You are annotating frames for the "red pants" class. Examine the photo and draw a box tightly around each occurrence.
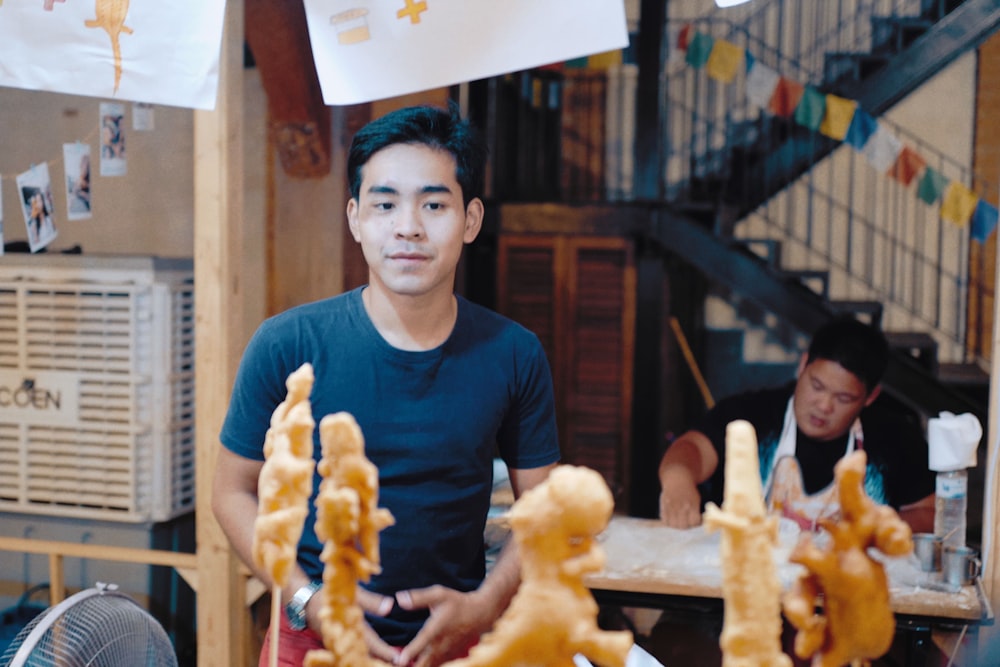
[258,613,324,667]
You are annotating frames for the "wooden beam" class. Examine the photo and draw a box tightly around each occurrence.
[245,0,331,178]
[194,0,247,665]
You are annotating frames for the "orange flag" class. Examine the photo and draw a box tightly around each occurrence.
[888,146,927,186]
[768,77,805,117]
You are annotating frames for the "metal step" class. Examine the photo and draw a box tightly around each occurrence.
[829,299,884,328]
[886,331,939,375]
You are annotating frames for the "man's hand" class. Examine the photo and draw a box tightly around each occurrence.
[356,586,403,663]
[394,585,494,667]
[659,465,703,528]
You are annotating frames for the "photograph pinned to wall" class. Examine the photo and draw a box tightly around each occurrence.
[16,164,58,253]
[99,102,127,176]
[132,102,155,131]
[63,142,92,220]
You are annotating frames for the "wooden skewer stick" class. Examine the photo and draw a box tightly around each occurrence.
[270,584,280,667]
[669,316,715,409]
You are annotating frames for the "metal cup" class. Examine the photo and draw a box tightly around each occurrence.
[942,545,981,587]
[913,533,942,572]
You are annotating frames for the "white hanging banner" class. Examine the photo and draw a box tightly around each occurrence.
[303,0,630,105]
[0,0,227,110]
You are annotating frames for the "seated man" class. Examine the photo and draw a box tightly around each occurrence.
[658,316,936,532]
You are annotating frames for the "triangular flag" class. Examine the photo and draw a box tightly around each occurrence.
[793,86,826,131]
[971,201,999,242]
[844,108,877,150]
[940,181,979,226]
[705,39,744,83]
[861,123,902,173]
[819,95,857,140]
[746,60,780,109]
[768,76,805,117]
[686,32,715,69]
[887,146,927,186]
[917,167,949,205]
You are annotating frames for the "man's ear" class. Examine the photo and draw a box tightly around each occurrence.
[463,198,484,244]
[346,199,361,243]
[864,384,882,407]
[796,352,808,377]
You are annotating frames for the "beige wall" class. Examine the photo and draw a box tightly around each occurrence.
[0,71,270,338]
[0,89,196,257]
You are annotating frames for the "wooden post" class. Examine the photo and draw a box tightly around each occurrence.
[984,234,1000,652]
[194,0,247,665]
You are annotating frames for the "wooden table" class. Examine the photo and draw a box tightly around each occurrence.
[585,516,989,622]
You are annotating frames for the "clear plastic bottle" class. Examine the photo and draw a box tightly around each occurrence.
[934,469,967,548]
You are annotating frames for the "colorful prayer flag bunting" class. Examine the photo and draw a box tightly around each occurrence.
[971,201,999,242]
[793,86,826,131]
[844,109,877,150]
[888,146,927,186]
[940,181,979,227]
[917,167,949,205]
[706,39,744,83]
[768,77,804,117]
[746,60,780,109]
[862,123,903,174]
[686,32,715,68]
[819,95,857,141]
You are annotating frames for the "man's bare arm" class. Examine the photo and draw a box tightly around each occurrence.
[658,430,718,527]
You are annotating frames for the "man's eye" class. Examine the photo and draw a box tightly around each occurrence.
[425,202,444,211]
[374,202,393,211]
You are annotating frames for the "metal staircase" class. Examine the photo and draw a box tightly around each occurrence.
[655,0,999,421]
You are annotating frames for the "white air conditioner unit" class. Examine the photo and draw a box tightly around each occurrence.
[0,255,194,523]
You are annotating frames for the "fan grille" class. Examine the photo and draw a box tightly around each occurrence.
[0,588,177,667]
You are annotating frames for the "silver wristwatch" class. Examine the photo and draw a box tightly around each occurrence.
[285,581,321,631]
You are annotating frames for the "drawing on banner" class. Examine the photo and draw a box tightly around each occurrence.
[44,0,66,10]
[100,102,128,176]
[304,0,628,105]
[396,0,427,24]
[85,0,134,93]
[331,8,371,45]
[63,142,93,220]
[16,164,58,253]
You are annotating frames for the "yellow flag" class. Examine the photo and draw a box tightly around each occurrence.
[940,181,979,226]
[819,95,857,140]
[706,39,744,83]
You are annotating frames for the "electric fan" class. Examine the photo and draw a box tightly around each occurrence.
[0,582,178,667]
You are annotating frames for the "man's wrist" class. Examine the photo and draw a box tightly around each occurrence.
[285,581,321,631]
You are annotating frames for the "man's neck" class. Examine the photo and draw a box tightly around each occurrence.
[362,284,457,352]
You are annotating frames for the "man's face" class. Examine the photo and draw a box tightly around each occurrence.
[346,143,483,299]
[792,356,879,441]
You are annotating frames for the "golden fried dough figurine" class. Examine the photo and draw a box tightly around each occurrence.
[305,412,395,667]
[445,465,633,667]
[703,420,792,667]
[253,363,317,667]
[253,363,316,588]
[782,450,913,667]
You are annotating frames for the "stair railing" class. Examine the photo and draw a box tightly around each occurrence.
[659,7,993,366]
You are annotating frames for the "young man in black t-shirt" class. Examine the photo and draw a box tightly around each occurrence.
[658,317,936,532]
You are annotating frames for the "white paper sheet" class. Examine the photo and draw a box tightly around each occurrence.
[0,1,226,109]
[303,0,629,105]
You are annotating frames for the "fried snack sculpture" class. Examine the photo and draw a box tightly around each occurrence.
[703,420,793,667]
[445,465,632,667]
[305,412,395,667]
[253,363,317,667]
[253,363,316,587]
[782,450,913,667]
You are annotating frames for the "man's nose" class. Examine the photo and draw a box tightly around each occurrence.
[394,207,424,239]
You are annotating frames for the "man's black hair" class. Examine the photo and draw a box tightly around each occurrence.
[806,316,889,393]
[347,101,488,207]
